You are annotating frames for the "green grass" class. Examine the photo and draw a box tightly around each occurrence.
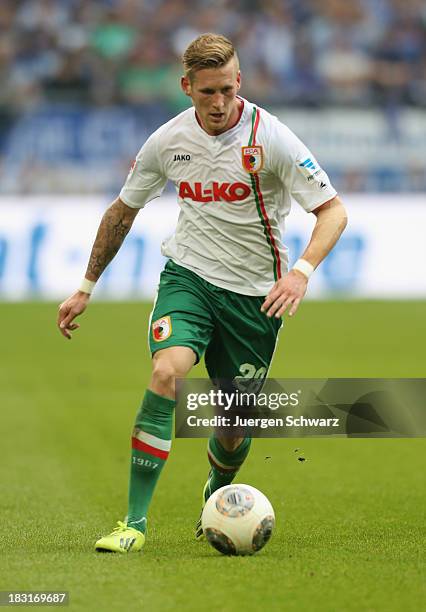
[0,301,425,611]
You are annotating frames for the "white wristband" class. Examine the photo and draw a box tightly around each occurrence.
[79,278,96,295]
[292,258,314,279]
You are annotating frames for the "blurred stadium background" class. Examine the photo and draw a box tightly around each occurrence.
[0,0,425,301]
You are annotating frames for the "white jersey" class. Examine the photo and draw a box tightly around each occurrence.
[120,97,337,296]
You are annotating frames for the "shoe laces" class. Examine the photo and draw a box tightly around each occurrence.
[111,521,128,534]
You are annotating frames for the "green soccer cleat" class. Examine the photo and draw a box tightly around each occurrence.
[195,472,214,541]
[95,521,145,554]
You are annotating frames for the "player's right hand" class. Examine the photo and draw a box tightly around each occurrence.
[57,291,91,339]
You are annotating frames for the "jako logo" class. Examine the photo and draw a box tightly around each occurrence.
[179,181,251,203]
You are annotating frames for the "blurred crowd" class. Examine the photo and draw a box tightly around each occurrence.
[0,0,425,194]
[1,0,426,116]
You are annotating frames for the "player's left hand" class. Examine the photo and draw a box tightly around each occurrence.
[261,270,308,318]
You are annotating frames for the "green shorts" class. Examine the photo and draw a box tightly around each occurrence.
[149,260,282,381]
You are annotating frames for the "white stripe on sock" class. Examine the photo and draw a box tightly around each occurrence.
[135,430,172,451]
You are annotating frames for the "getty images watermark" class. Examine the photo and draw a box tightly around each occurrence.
[175,378,426,438]
[185,388,340,430]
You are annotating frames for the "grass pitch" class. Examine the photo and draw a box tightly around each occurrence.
[0,301,425,611]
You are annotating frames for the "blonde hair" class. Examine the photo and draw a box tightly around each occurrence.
[183,33,239,80]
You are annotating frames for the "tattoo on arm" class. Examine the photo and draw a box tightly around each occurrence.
[85,202,135,280]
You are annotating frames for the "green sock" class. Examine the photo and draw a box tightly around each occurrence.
[127,389,175,533]
[205,436,252,500]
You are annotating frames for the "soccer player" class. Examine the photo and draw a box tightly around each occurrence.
[57,33,347,553]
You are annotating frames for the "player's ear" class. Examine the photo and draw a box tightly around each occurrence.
[236,70,241,91]
[181,75,192,97]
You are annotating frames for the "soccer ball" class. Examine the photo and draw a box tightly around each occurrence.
[201,484,275,555]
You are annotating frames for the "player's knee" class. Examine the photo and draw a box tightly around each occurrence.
[150,359,181,398]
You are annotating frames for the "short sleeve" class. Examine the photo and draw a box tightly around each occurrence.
[269,119,337,212]
[119,132,167,209]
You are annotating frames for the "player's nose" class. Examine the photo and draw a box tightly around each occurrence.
[211,93,225,110]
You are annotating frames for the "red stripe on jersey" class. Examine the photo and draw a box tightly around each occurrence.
[132,437,169,460]
[248,108,282,280]
[252,108,260,145]
[253,172,282,279]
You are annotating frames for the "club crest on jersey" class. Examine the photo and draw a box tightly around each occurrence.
[242,146,263,174]
[152,316,172,342]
